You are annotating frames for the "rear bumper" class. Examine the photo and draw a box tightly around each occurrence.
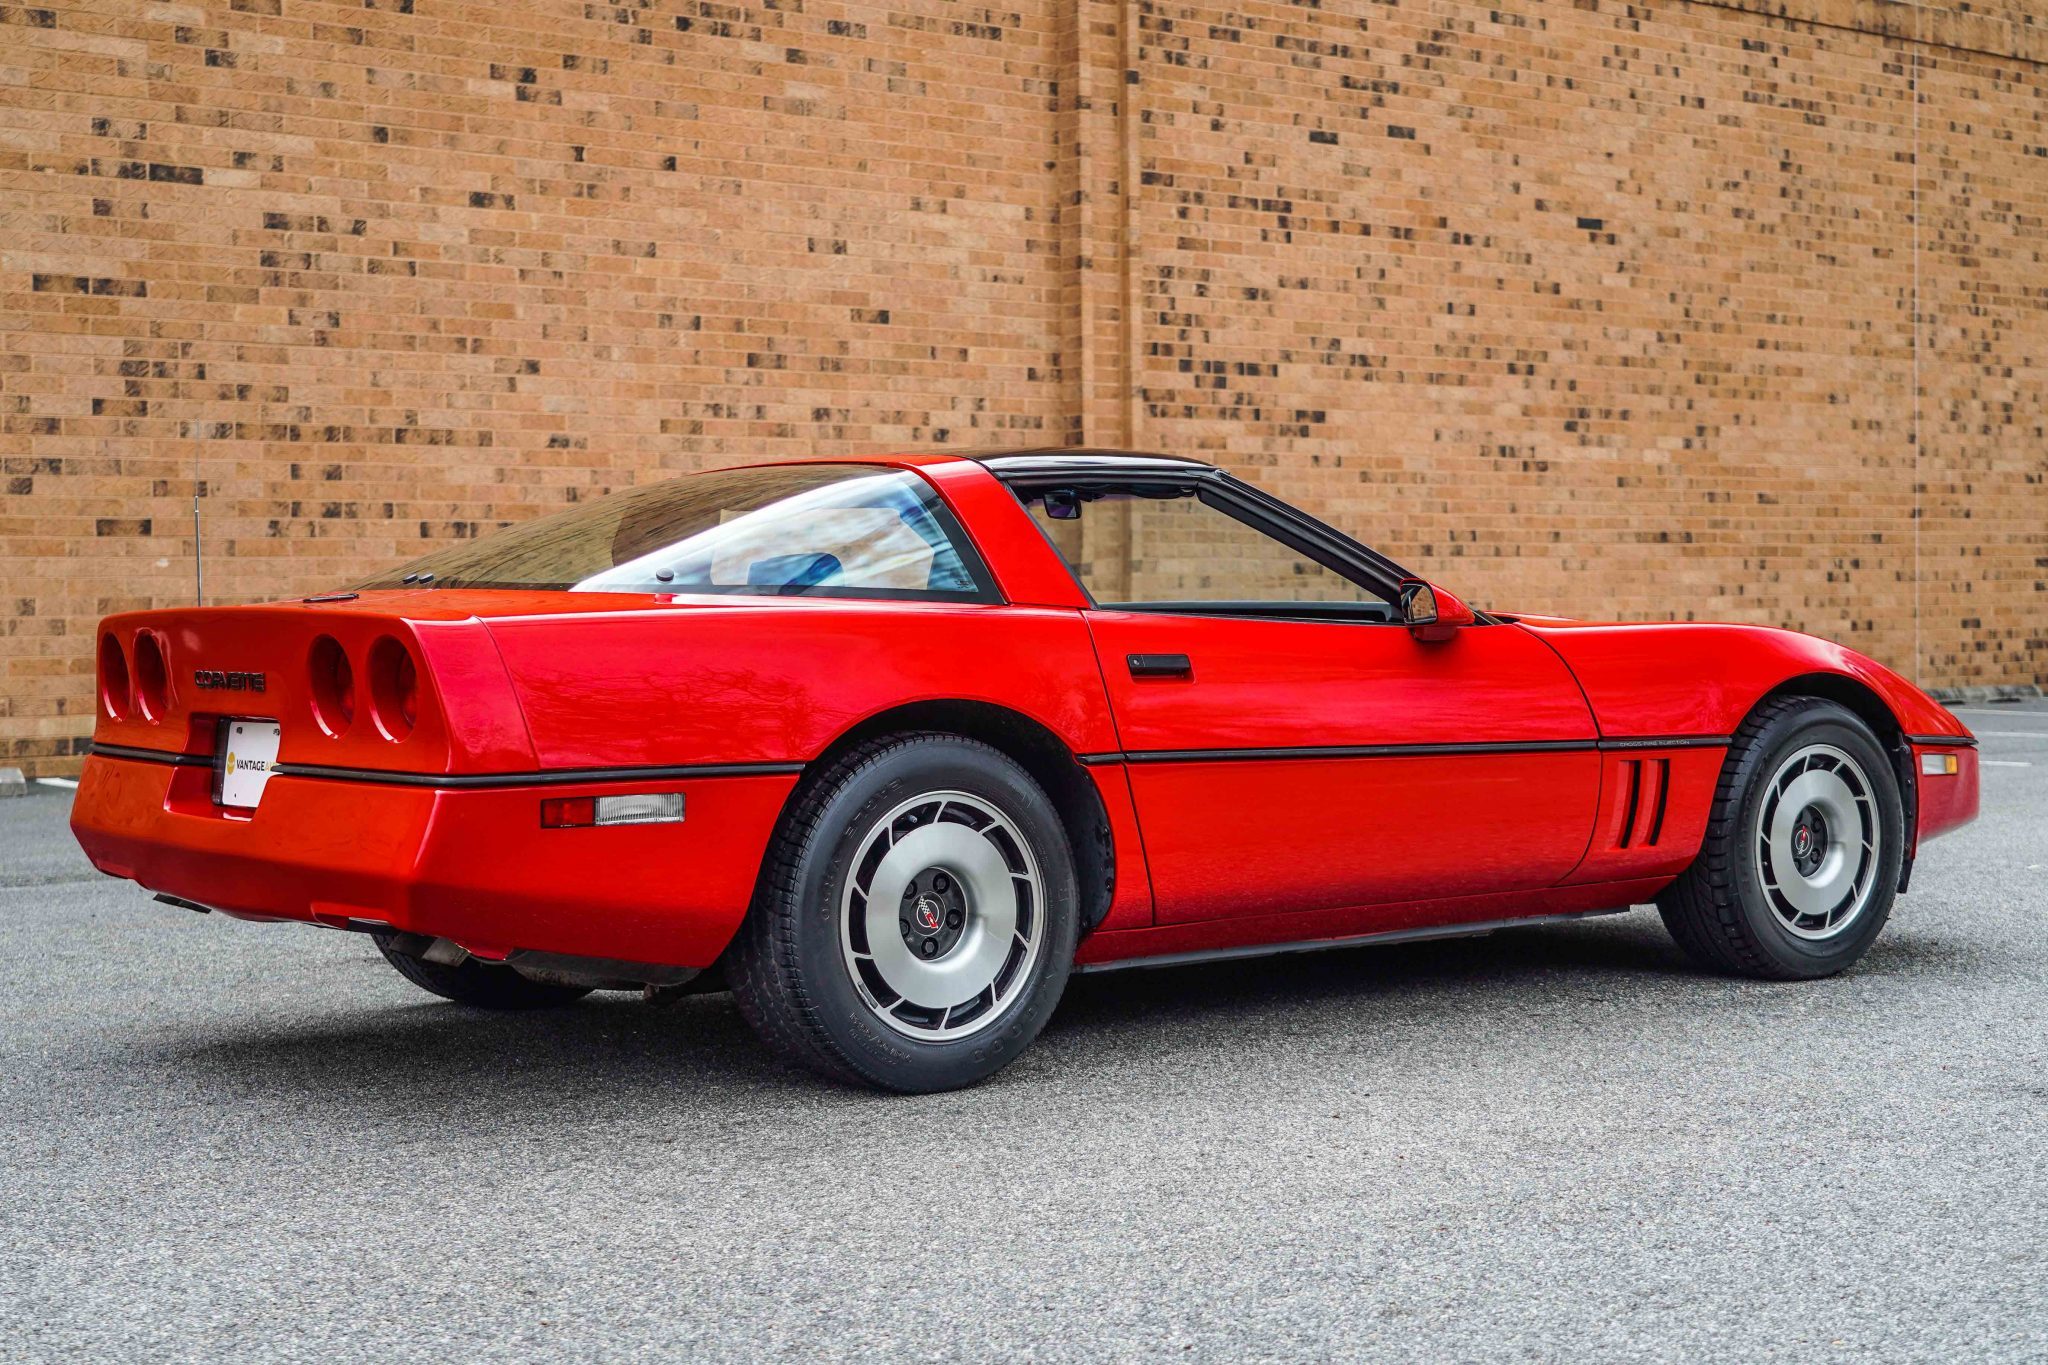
[70,754,796,969]
[1910,741,1979,850]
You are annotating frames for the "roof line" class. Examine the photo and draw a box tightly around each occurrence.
[944,445,1212,466]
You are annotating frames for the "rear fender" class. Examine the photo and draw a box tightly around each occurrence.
[485,602,1120,769]
[88,602,535,775]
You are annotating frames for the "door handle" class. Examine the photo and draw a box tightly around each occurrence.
[1127,653,1193,680]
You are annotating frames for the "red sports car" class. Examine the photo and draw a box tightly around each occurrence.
[72,451,1980,1090]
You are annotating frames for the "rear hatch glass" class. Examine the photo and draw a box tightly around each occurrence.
[354,464,996,602]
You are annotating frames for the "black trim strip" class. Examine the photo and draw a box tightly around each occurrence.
[1075,735,1730,765]
[89,743,211,768]
[271,760,806,789]
[1906,733,1978,748]
[91,743,803,788]
[1596,735,1734,752]
[101,732,1740,781]
[1074,907,1632,975]
[1121,740,1591,763]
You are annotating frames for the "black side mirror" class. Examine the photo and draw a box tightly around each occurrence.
[1043,489,1081,521]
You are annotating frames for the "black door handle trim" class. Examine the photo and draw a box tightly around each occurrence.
[1127,653,1193,680]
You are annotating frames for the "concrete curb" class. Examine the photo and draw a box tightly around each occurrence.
[1929,684,2045,705]
[0,767,24,799]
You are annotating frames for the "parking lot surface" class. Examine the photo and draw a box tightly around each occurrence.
[3,704,2044,1361]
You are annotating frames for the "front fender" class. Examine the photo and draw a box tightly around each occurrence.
[1521,622,1971,744]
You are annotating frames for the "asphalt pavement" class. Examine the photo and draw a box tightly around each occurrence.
[3,704,2044,1362]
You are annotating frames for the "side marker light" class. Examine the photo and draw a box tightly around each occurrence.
[541,793,687,827]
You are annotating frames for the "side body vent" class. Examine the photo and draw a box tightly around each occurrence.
[1561,745,1723,888]
[1610,757,1671,850]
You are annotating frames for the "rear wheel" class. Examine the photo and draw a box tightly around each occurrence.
[1658,697,1905,980]
[726,733,1079,1092]
[370,931,593,1010]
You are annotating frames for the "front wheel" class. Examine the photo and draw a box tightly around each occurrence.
[726,733,1079,1092]
[1658,697,1905,980]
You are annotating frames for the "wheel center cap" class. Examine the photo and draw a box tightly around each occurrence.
[900,869,969,959]
[1789,803,1830,876]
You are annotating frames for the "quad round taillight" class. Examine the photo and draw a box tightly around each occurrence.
[368,636,418,742]
[308,635,354,736]
[132,631,170,722]
[98,633,131,720]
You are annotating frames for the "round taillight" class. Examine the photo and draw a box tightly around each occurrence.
[308,635,354,736]
[133,631,170,722]
[99,633,131,720]
[368,636,418,742]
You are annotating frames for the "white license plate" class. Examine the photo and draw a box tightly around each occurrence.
[216,718,283,809]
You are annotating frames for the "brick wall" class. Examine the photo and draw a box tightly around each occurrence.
[3,0,2044,776]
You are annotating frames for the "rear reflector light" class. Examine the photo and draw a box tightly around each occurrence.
[540,797,594,828]
[1920,753,1959,776]
[540,793,686,828]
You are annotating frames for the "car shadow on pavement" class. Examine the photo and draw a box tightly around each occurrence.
[144,911,1965,1112]
[1053,911,1682,1023]
[159,988,836,1117]
[1055,908,1975,1028]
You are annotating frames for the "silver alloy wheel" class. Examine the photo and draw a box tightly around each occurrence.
[838,789,1044,1041]
[1753,742,1881,940]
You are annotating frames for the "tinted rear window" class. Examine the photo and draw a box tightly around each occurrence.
[356,464,997,601]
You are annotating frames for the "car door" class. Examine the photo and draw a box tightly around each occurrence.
[1012,472,1601,925]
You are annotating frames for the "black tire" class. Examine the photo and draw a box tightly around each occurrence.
[726,733,1080,1093]
[1658,697,1905,980]
[370,932,593,1010]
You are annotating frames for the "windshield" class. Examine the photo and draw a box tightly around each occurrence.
[355,464,997,601]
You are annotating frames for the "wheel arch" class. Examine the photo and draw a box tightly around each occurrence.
[778,699,1119,935]
[1751,671,1918,884]
[1760,670,1905,744]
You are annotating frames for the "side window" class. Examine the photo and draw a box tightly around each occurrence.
[1018,485,1392,614]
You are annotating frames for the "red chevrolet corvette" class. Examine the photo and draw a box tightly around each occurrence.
[72,451,1979,1090]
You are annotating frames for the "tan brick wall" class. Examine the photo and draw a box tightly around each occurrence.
[3,0,2044,775]
[1919,30,2048,693]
